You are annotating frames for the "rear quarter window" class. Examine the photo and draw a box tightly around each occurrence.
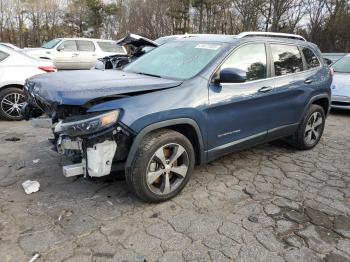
[77,40,95,52]
[302,47,320,69]
[0,50,9,62]
[97,41,125,53]
[271,44,304,76]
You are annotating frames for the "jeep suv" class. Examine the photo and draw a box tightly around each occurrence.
[22,32,332,202]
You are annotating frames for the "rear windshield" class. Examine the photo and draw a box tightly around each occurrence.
[332,56,350,73]
[0,50,9,62]
[97,42,125,53]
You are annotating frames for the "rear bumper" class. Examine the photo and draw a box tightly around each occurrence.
[331,95,350,109]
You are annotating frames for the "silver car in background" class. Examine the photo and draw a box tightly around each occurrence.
[0,45,56,120]
[24,38,127,70]
[331,54,350,109]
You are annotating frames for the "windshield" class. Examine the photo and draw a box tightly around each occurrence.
[332,56,350,73]
[124,41,224,80]
[41,38,61,49]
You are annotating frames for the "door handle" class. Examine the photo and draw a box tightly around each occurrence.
[305,79,313,84]
[258,86,273,93]
[72,53,79,57]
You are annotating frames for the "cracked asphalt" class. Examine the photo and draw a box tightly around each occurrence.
[0,110,350,262]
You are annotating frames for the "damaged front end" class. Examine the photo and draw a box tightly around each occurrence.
[53,110,133,178]
[22,68,182,178]
[23,90,134,178]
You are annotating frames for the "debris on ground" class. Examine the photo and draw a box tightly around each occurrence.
[5,136,20,142]
[32,159,40,164]
[28,252,41,262]
[22,180,40,194]
[15,160,25,170]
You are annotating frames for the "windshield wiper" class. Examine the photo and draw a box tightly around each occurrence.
[135,72,162,78]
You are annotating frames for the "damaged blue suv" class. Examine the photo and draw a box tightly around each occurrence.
[23,32,332,202]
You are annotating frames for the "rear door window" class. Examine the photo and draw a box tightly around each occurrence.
[271,44,303,76]
[77,40,95,52]
[302,47,320,69]
[58,40,77,51]
[221,43,267,81]
[0,51,9,62]
[97,41,125,53]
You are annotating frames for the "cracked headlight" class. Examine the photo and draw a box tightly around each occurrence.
[56,110,120,136]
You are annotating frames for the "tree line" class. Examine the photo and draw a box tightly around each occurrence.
[0,0,349,52]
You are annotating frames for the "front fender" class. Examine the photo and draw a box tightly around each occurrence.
[124,118,206,170]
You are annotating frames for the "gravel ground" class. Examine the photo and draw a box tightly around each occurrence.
[0,110,350,262]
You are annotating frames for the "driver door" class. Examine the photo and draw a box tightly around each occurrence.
[207,42,273,160]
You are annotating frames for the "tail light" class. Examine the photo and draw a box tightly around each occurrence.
[329,67,334,77]
[39,66,57,73]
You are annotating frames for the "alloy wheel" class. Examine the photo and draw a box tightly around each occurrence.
[304,112,323,146]
[1,92,25,118]
[146,143,189,195]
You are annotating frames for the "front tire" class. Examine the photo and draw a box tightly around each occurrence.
[290,104,326,150]
[126,129,195,203]
[0,87,25,121]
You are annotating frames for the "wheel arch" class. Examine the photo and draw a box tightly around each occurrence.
[300,94,330,123]
[125,118,206,171]
[0,84,24,91]
[312,97,330,116]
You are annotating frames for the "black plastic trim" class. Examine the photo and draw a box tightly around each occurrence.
[124,118,205,170]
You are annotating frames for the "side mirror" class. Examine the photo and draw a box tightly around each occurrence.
[219,68,247,83]
[57,45,64,51]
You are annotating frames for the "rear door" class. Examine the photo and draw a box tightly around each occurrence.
[54,40,80,70]
[207,42,272,160]
[76,40,97,69]
[266,43,320,139]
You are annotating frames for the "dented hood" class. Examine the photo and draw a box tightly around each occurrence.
[28,70,182,106]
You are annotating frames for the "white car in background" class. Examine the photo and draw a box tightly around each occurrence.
[24,38,127,70]
[0,42,21,50]
[331,54,350,109]
[0,45,56,120]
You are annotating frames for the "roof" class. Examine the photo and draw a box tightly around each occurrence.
[55,37,117,42]
[164,32,309,45]
[174,34,310,46]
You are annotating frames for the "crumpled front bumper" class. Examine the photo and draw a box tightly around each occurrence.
[57,135,117,177]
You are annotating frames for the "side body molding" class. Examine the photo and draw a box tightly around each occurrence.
[124,118,206,170]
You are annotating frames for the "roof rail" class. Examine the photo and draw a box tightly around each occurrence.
[237,31,306,41]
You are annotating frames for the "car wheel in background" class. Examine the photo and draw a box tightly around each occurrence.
[0,87,25,121]
[127,129,195,203]
[290,104,326,150]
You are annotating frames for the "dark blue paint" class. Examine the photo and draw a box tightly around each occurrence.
[28,35,332,163]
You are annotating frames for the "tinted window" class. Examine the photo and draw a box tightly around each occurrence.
[302,47,320,69]
[0,50,9,62]
[222,43,267,81]
[58,40,77,51]
[271,44,303,76]
[332,56,350,73]
[77,40,95,52]
[97,42,125,53]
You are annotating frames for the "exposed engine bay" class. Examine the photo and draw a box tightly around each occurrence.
[94,33,158,70]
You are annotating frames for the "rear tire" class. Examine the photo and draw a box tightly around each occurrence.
[126,129,195,203]
[290,104,325,150]
[0,87,25,121]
